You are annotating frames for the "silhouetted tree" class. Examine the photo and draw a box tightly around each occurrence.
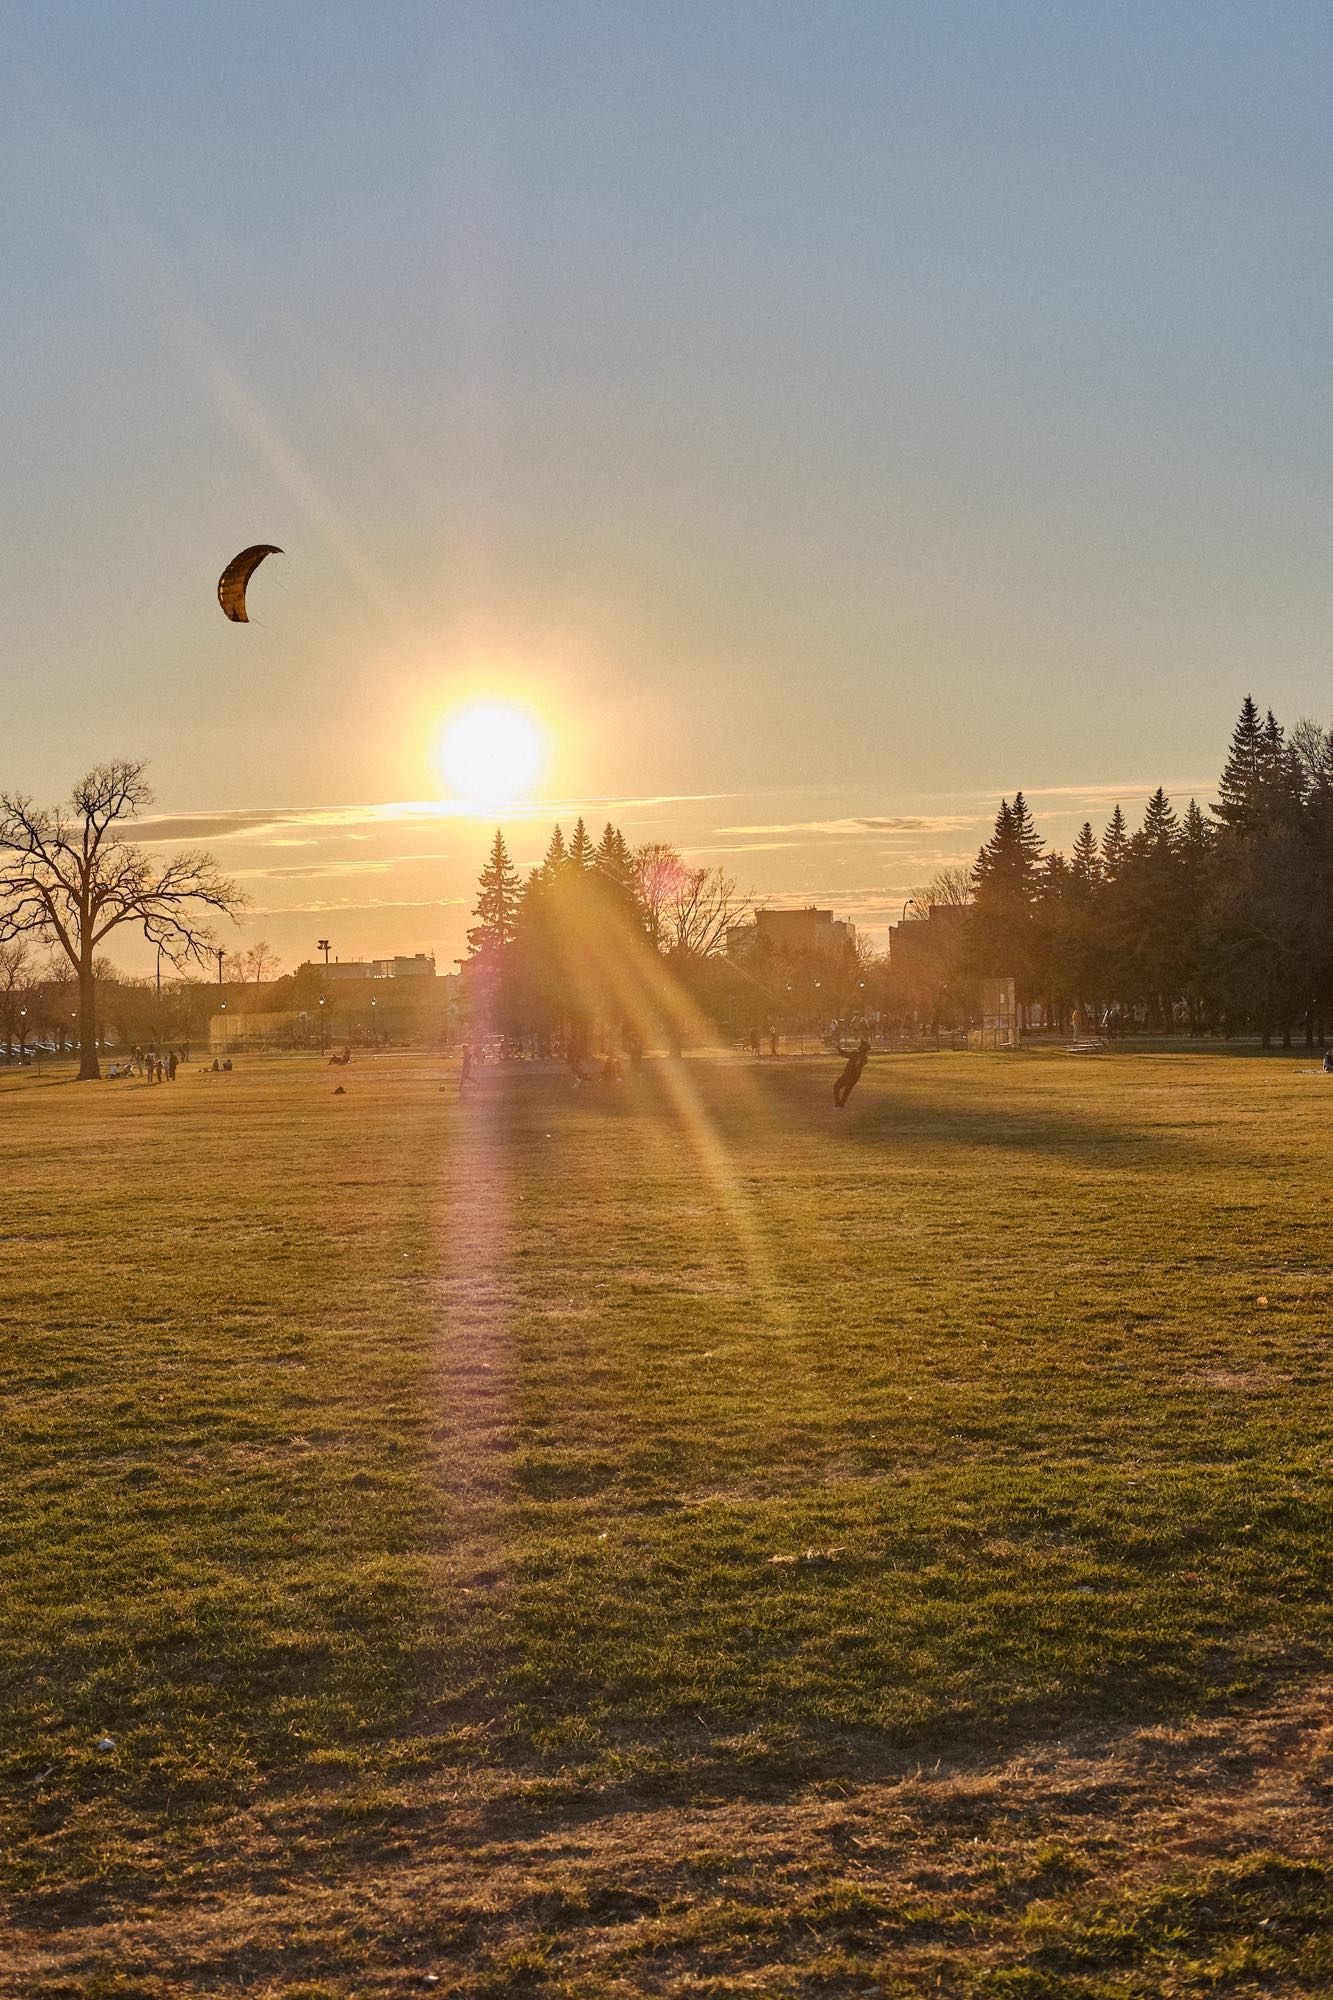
[0,762,241,1079]
[567,818,595,870]
[465,828,521,1036]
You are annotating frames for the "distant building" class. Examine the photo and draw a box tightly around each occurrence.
[314,960,374,982]
[886,903,968,982]
[375,953,436,979]
[297,952,437,982]
[727,907,856,958]
[884,903,972,1029]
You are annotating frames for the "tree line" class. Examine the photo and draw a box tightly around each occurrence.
[465,817,752,1055]
[955,696,1333,1045]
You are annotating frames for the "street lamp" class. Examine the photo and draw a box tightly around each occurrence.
[318,994,327,1055]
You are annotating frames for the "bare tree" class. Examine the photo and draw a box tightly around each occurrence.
[1291,717,1333,793]
[246,939,280,984]
[667,864,749,958]
[907,864,975,920]
[632,841,684,950]
[0,761,243,1079]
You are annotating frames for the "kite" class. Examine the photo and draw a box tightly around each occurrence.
[217,544,282,622]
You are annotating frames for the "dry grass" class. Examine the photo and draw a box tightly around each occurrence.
[4,1679,1329,1994]
[1,1047,1330,1995]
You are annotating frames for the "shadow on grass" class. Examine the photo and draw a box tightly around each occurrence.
[471,1060,1188,1171]
[839,1084,1191,1169]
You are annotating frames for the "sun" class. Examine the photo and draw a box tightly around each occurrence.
[437,702,546,811]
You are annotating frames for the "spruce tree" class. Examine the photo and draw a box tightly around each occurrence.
[595,821,634,887]
[1071,821,1102,888]
[974,800,1017,890]
[541,825,568,878]
[969,798,1045,1007]
[568,817,595,869]
[1010,792,1045,869]
[1214,696,1265,834]
[1138,786,1179,856]
[1180,799,1212,857]
[1101,805,1129,878]
[468,829,521,957]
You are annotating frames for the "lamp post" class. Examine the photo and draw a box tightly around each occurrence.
[370,994,377,1047]
[18,1006,27,1067]
[318,995,327,1055]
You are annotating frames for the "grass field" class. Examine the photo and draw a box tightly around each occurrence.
[1,1047,1330,1997]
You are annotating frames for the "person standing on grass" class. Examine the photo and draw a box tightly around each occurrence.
[833,1038,871,1107]
[459,1045,473,1096]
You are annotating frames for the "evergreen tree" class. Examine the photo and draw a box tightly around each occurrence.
[1118,792,1186,1029]
[1101,805,1129,878]
[1010,792,1044,869]
[595,821,635,890]
[468,829,521,957]
[541,825,568,878]
[1070,821,1102,889]
[1136,786,1179,856]
[1034,851,1077,1026]
[968,797,1045,1010]
[1214,695,1265,835]
[1177,801,1215,1033]
[1180,798,1212,857]
[568,818,595,869]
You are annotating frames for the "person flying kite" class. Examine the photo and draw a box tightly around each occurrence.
[833,1038,871,1107]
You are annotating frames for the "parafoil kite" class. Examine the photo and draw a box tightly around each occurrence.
[217,544,283,622]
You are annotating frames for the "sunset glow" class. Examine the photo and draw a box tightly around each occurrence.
[437,703,546,813]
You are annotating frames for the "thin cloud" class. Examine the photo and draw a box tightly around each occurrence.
[246,895,468,916]
[683,840,803,856]
[132,792,731,846]
[718,815,976,836]
[231,860,395,882]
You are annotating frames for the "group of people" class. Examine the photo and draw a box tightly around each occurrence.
[110,1046,181,1083]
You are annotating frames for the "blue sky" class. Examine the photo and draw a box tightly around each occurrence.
[4,3,1332,968]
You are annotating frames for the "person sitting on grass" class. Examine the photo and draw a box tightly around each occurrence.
[1323,1048,1333,1074]
[833,1038,872,1108]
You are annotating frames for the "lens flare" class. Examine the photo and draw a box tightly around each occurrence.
[438,703,545,811]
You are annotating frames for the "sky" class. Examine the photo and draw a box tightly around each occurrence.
[5,2,1333,973]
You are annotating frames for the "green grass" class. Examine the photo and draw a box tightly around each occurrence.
[0,1048,1330,1994]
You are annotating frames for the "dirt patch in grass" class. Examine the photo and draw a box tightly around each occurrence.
[4,1677,1329,1996]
